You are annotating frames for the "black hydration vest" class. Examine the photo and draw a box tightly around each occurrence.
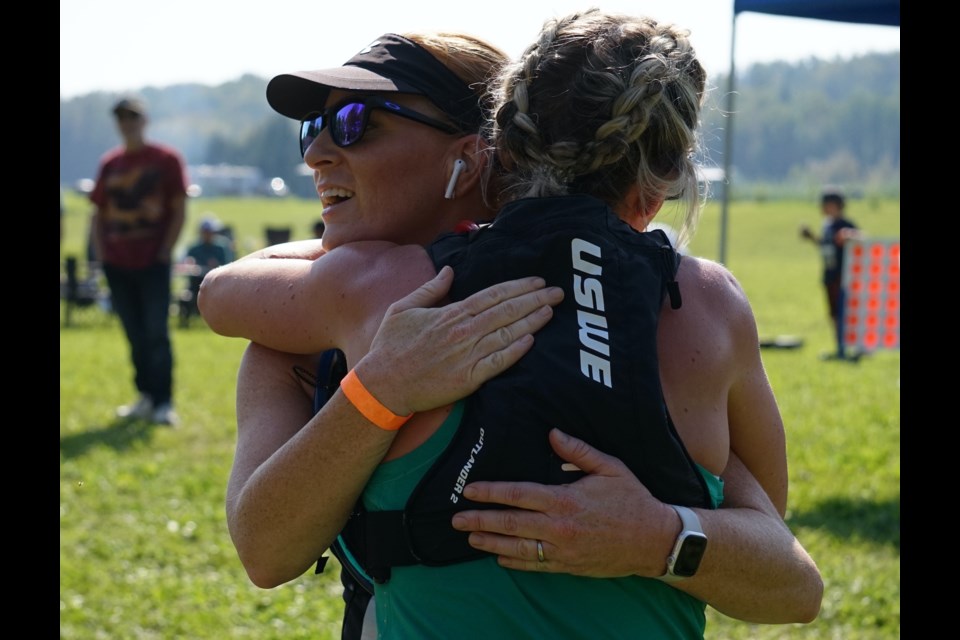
[334,195,712,584]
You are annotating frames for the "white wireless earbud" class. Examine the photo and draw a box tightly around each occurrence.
[444,159,467,200]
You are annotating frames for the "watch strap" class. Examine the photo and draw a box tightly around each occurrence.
[659,505,705,582]
[671,505,702,535]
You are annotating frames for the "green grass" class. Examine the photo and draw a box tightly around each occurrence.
[60,193,900,639]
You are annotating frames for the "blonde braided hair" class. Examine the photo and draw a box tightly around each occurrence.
[489,9,707,245]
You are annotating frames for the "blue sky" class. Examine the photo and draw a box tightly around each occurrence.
[60,0,899,99]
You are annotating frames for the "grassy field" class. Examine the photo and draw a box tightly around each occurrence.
[60,192,900,639]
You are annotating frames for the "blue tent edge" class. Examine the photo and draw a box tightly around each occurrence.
[716,0,899,264]
[734,0,900,27]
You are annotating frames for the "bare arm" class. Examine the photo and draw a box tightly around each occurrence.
[687,454,822,623]
[238,238,327,261]
[720,265,789,515]
[226,268,564,587]
[451,431,822,624]
[200,241,431,353]
[671,262,815,617]
[227,344,392,588]
[799,225,819,243]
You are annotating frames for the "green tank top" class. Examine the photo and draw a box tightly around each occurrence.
[362,401,724,640]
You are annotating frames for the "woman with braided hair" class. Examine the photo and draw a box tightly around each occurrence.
[202,10,821,638]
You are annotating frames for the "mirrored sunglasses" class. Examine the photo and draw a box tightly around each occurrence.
[299,96,460,157]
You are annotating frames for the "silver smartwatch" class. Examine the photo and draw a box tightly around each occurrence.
[661,505,708,581]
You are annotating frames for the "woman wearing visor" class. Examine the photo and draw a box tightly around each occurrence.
[201,23,820,639]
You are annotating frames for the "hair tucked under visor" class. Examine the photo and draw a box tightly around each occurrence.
[404,32,508,141]
[489,9,707,245]
[267,32,507,141]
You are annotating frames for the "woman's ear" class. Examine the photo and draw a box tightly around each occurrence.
[445,134,489,200]
[616,184,664,232]
[639,196,665,229]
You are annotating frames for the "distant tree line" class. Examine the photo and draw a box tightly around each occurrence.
[701,52,899,198]
[60,52,899,200]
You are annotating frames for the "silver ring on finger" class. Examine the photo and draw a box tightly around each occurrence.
[536,540,545,563]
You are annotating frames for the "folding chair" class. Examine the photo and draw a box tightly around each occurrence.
[61,255,108,327]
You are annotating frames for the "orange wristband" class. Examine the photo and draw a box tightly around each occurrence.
[340,369,413,431]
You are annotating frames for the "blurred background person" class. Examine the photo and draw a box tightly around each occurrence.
[800,188,861,361]
[185,215,234,271]
[89,96,188,425]
[178,215,234,325]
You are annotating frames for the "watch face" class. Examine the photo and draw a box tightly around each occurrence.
[673,533,708,577]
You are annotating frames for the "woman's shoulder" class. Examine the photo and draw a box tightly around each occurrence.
[338,240,428,255]
[331,242,433,279]
[675,256,754,328]
[661,255,762,392]
[678,256,745,296]
[322,242,429,274]
[321,242,436,317]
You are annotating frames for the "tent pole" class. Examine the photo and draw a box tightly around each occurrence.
[719,8,738,265]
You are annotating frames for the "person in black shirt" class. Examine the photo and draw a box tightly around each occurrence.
[801,189,860,360]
